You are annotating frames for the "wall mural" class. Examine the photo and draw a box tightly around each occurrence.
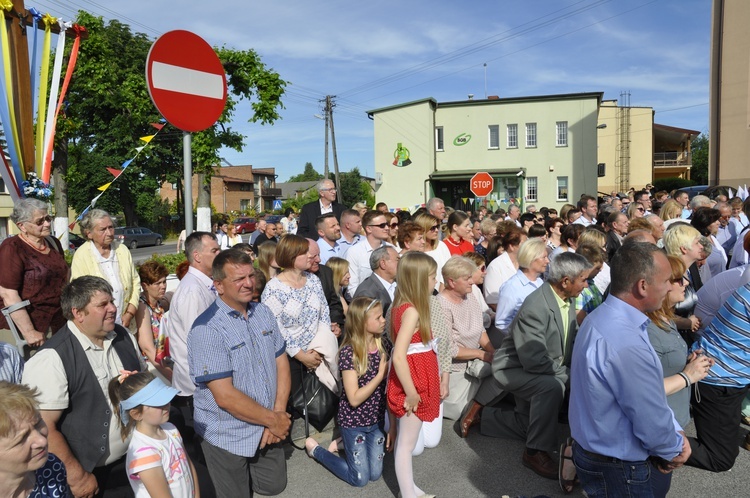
[393,142,412,167]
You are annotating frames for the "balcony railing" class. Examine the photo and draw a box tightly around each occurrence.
[260,187,282,197]
[654,152,691,168]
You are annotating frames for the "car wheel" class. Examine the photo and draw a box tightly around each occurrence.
[155,237,162,246]
[129,240,138,250]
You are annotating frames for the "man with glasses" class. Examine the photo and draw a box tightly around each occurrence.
[714,203,737,254]
[297,179,346,240]
[345,210,392,295]
[635,190,653,215]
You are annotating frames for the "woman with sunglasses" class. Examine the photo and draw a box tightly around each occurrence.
[0,199,69,352]
[627,201,646,220]
[384,212,400,249]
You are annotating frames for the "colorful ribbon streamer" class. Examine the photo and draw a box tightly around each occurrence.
[41,19,69,182]
[35,13,55,175]
[0,0,24,180]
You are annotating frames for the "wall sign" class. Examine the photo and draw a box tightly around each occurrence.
[453,133,472,146]
[393,143,412,167]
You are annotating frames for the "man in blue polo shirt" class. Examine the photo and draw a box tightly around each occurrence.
[188,249,291,498]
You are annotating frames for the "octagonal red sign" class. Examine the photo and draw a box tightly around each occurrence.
[470,172,494,197]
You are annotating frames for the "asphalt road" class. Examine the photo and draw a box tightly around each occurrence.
[130,240,179,264]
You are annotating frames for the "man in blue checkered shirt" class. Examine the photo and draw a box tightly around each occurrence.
[188,249,291,497]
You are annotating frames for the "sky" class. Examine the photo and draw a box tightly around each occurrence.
[38,0,712,182]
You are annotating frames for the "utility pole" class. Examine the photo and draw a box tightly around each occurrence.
[327,95,342,196]
[323,96,330,179]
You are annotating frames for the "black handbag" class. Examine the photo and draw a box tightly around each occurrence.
[289,363,339,435]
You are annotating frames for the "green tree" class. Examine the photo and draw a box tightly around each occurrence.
[335,167,374,208]
[60,12,286,226]
[287,162,323,182]
[691,133,708,185]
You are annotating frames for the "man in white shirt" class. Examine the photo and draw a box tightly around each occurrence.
[427,197,448,239]
[338,209,362,259]
[297,179,346,239]
[573,195,597,227]
[163,232,220,424]
[316,213,342,264]
[505,204,522,228]
[346,211,391,295]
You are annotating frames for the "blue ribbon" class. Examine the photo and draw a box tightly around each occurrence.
[0,45,25,193]
[29,8,42,114]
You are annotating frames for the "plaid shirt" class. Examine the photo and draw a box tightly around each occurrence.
[576,280,603,314]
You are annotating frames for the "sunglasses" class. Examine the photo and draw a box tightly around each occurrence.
[368,223,389,229]
[479,265,486,272]
[429,225,439,231]
[30,215,53,226]
[637,208,645,212]
[390,223,399,228]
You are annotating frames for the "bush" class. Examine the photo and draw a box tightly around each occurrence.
[653,177,697,193]
[139,252,187,274]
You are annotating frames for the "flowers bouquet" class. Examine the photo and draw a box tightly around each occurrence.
[21,172,52,200]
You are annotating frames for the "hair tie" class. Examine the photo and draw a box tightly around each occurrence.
[118,370,138,384]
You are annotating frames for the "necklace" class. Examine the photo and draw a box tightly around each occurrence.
[19,233,48,252]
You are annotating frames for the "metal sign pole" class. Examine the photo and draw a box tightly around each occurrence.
[183,131,193,235]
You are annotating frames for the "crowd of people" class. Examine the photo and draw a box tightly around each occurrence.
[2,178,750,498]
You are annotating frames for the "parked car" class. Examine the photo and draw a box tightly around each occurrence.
[681,185,733,200]
[233,217,257,234]
[265,215,283,224]
[68,232,86,251]
[114,227,162,249]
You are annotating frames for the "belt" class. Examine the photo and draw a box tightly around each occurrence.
[575,442,622,463]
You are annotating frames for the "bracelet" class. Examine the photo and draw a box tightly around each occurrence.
[677,372,691,388]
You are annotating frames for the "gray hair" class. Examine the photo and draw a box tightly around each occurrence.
[79,209,112,237]
[610,242,663,296]
[690,195,711,210]
[184,232,216,264]
[441,255,477,282]
[61,276,113,320]
[698,236,713,258]
[10,198,48,224]
[369,245,394,271]
[547,252,592,284]
[317,179,334,192]
[517,238,548,269]
[426,197,444,211]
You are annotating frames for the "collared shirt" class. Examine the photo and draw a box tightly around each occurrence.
[0,342,23,383]
[319,200,333,215]
[374,273,397,301]
[569,296,683,462]
[317,237,341,265]
[716,223,737,254]
[337,233,360,259]
[695,282,750,387]
[550,285,571,346]
[705,235,728,283]
[91,242,124,321]
[346,238,389,295]
[573,215,596,227]
[188,299,285,458]
[495,269,542,332]
[23,321,145,466]
[484,252,516,306]
[504,216,522,228]
[576,279,603,315]
[695,265,746,331]
[730,226,750,268]
[164,266,217,395]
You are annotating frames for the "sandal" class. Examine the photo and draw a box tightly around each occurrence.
[558,437,577,494]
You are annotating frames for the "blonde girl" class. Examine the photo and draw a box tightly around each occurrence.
[109,371,198,498]
[305,297,393,486]
[387,252,442,498]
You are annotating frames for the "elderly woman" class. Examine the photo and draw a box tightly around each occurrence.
[438,257,495,420]
[663,223,704,341]
[494,238,547,336]
[262,234,339,393]
[0,381,69,498]
[463,252,493,328]
[0,199,68,350]
[474,217,497,263]
[397,221,426,254]
[70,209,140,328]
[691,206,727,282]
[442,210,475,256]
[135,260,172,381]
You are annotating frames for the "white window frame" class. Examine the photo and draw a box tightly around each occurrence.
[525,122,537,148]
[507,124,518,149]
[435,126,444,151]
[488,124,499,149]
[556,176,569,202]
[556,121,568,147]
[526,176,538,202]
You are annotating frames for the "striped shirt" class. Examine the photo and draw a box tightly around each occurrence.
[188,299,285,458]
[695,283,750,387]
[0,342,23,383]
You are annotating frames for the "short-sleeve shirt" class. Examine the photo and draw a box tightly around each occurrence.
[337,338,393,428]
[0,342,23,383]
[0,235,68,332]
[30,453,69,498]
[127,423,195,498]
[188,299,286,458]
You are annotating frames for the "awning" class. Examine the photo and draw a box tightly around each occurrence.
[429,168,525,181]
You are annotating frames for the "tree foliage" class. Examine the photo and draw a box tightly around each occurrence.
[61,11,286,225]
[691,133,708,185]
[287,162,323,182]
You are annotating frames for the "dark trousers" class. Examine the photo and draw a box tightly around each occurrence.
[93,457,133,498]
[687,382,750,472]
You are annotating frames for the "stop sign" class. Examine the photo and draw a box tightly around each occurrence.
[470,172,494,197]
[146,30,227,132]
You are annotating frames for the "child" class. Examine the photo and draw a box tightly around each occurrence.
[305,297,394,487]
[109,370,199,498]
[387,252,441,498]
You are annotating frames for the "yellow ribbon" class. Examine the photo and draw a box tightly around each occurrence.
[35,14,55,175]
[0,4,24,176]
[0,1,13,12]
[139,135,155,143]
[98,182,112,191]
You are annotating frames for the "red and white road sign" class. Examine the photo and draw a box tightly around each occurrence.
[146,30,227,132]
[470,172,494,197]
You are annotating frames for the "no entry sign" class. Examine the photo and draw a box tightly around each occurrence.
[146,30,227,132]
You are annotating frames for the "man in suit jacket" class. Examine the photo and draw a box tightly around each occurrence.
[353,246,399,315]
[606,211,629,261]
[297,179,347,240]
[307,239,345,337]
[473,253,592,480]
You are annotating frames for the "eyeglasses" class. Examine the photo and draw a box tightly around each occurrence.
[479,265,486,272]
[320,188,337,192]
[671,278,687,287]
[429,225,439,231]
[368,223,389,229]
[30,215,52,226]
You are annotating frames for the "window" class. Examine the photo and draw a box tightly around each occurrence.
[507,124,518,148]
[526,177,538,202]
[435,126,444,151]
[240,199,250,211]
[488,125,499,149]
[525,123,537,148]
[557,176,568,201]
[0,178,5,193]
[171,182,178,190]
[240,183,252,192]
[556,121,568,147]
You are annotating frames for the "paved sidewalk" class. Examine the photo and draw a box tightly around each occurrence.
[277,418,750,497]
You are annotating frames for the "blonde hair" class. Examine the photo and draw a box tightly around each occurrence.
[341,297,386,377]
[392,252,436,344]
[647,254,686,329]
[326,257,350,288]
[0,382,40,438]
[578,228,606,249]
[660,199,683,221]
[516,237,548,269]
[663,224,700,257]
[256,240,278,281]
[413,213,440,251]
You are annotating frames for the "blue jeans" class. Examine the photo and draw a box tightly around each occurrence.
[312,423,386,487]
[573,442,656,498]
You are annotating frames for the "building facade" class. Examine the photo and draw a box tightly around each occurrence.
[368,93,603,212]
